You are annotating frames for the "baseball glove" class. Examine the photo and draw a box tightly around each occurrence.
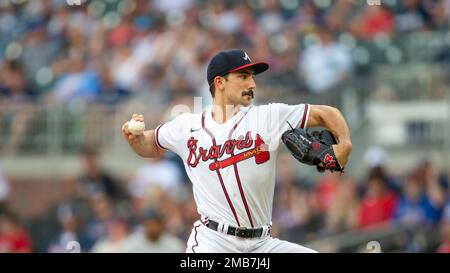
[281,124,344,173]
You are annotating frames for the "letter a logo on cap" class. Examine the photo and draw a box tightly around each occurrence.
[243,52,251,62]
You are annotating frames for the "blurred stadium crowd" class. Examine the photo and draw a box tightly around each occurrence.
[1,0,449,104]
[0,0,450,252]
[1,147,450,253]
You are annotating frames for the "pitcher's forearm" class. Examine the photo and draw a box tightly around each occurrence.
[129,130,162,158]
[322,108,351,146]
[307,105,352,167]
[320,107,352,166]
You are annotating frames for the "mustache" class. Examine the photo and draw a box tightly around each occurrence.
[242,90,254,98]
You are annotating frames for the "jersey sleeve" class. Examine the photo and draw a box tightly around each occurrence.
[259,103,310,151]
[154,113,190,154]
[268,103,311,133]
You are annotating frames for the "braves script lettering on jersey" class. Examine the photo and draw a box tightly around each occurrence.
[155,103,318,253]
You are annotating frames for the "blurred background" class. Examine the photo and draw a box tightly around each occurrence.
[0,0,450,253]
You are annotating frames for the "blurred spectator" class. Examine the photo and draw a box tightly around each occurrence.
[128,179,190,238]
[324,175,359,235]
[175,195,198,240]
[47,202,90,253]
[299,28,352,93]
[357,172,398,229]
[430,0,450,30]
[367,165,402,195]
[353,5,394,40]
[108,15,136,48]
[83,194,116,250]
[122,206,184,253]
[0,61,37,99]
[415,160,447,223]
[128,157,183,199]
[257,0,284,35]
[273,154,320,242]
[77,146,127,203]
[97,64,131,106]
[90,218,129,253]
[0,61,37,155]
[52,53,102,104]
[315,173,339,214]
[207,1,242,34]
[394,0,428,33]
[110,45,144,93]
[20,17,62,86]
[0,210,32,253]
[394,174,441,227]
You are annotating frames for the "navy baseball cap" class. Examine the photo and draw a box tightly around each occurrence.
[207,49,269,86]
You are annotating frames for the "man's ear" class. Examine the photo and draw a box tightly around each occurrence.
[214,76,226,91]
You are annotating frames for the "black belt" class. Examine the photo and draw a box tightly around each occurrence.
[206,220,269,239]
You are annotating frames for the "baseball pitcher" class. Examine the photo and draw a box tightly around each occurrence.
[122,49,352,253]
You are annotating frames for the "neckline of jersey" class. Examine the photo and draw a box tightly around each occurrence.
[206,105,253,128]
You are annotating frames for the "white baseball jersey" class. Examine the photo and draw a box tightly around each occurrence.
[155,103,310,228]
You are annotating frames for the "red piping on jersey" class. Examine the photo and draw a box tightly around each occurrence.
[191,223,201,253]
[155,123,168,150]
[200,216,209,225]
[202,112,241,227]
[228,110,254,227]
[299,104,309,129]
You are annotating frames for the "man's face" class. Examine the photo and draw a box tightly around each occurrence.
[144,219,164,242]
[222,68,256,107]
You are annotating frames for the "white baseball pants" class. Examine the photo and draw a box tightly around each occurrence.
[185,220,318,253]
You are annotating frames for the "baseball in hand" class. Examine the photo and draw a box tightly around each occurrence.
[128,119,145,135]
